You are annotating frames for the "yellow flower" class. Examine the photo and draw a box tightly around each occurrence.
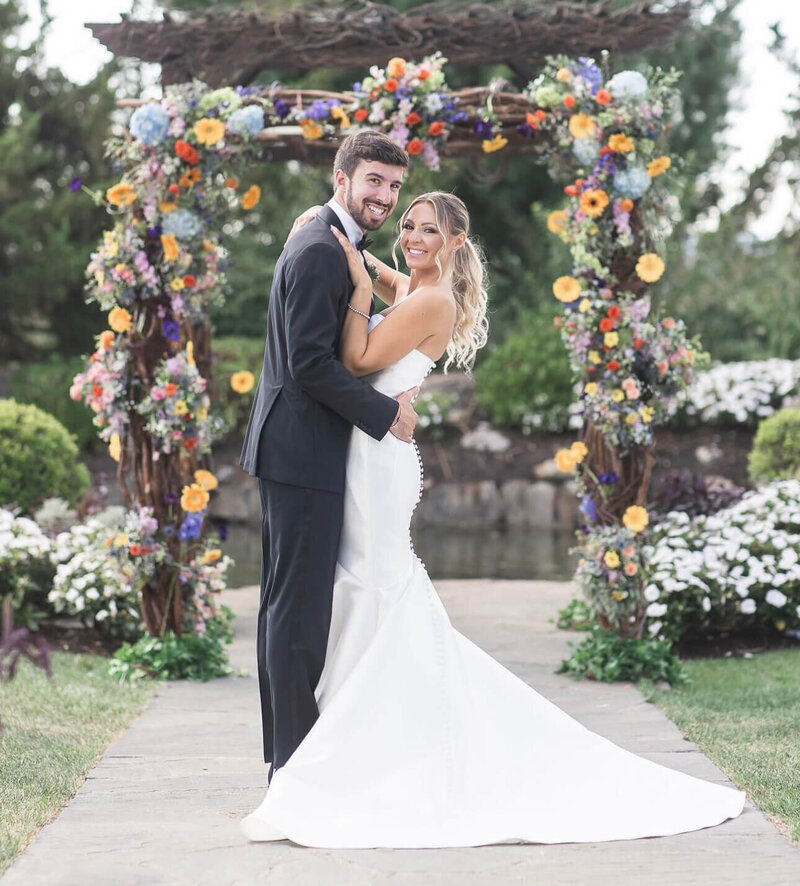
[482,134,508,154]
[194,469,218,491]
[109,433,122,462]
[647,155,671,177]
[230,370,255,394]
[106,182,137,206]
[186,340,195,367]
[568,114,595,139]
[579,298,591,313]
[95,270,105,286]
[588,350,601,364]
[330,105,351,129]
[611,389,625,402]
[301,119,323,140]
[569,441,588,463]
[387,57,406,78]
[241,184,261,210]
[604,550,621,568]
[579,188,609,218]
[626,412,638,424]
[554,448,577,473]
[158,200,177,213]
[584,382,598,396]
[108,307,132,333]
[608,133,634,153]
[174,399,189,416]
[170,277,185,291]
[556,67,571,83]
[612,590,627,602]
[193,117,225,146]
[547,210,568,235]
[623,505,649,534]
[196,406,207,421]
[636,253,665,283]
[161,233,179,262]
[552,276,581,303]
[640,405,655,423]
[103,231,119,257]
[181,483,210,513]
[604,331,619,348]
[112,531,128,547]
[202,239,216,252]
[201,548,222,564]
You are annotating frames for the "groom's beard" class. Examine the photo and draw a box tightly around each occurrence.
[344,184,392,232]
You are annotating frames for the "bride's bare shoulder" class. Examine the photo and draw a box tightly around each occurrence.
[397,285,456,316]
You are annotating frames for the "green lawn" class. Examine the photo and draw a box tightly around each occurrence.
[647,648,800,844]
[0,652,155,876]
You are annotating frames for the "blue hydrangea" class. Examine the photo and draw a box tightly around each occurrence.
[613,165,651,199]
[606,70,649,101]
[179,512,203,541]
[226,105,265,137]
[129,103,170,146]
[572,57,603,95]
[161,209,203,240]
[572,137,600,168]
[307,99,330,122]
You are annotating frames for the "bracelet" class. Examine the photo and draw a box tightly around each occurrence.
[347,303,370,320]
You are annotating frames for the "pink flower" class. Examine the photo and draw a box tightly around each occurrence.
[69,382,83,401]
[152,388,166,401]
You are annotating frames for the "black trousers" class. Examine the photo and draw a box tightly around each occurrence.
[256,477,344,781]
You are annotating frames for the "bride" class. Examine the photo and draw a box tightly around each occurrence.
[241,191,745,848]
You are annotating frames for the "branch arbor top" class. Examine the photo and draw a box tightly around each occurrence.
[87,0,688,87]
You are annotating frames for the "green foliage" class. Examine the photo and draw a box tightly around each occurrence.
[415,390,457,439]
[474,309,574,428]
[557,625,689,687]
[555,597,595,631]
[0,399,90,514]
[749,408,800,484]
[9,356,100,452]
[107,606,234,682]
[211,336,265,437]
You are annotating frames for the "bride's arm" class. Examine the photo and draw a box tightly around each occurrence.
[361,250,409,307]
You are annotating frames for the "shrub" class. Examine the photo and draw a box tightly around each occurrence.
[9,356,101,452]
[474,310,576,431]
[0,509,55,630]
[414,390,457,439]
[107,605,234,682]
[210,336,265,438]
[748,408,800,484]
[650,471,745,521]
[0,399,91,514]
[643,480,800,644]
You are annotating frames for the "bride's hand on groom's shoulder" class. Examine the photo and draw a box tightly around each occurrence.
[329,226,372,292]
[284,205,323,245]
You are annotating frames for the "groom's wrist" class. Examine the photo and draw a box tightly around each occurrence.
[391,405,401,428]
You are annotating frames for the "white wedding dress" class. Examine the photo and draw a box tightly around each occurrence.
[247,314,745,848]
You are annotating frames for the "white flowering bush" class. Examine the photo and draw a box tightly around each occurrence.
[642,480,800,642]
[414,391,457,438]
[677,359,800,427]
[49,519,142,639]
[0,508,55,628]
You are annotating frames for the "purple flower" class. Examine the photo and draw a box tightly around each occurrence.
[516,122,535,138]
[216,523,229,541]
[70,177,82,192]
[274,100,290,119]
[572,57,603,95]
[164,492,180,505]
[579,494,597,523]
[473,119,493,138]
[162,320,180,342]
[179,511,203,541]
[598,471,618,485]
[147,224,162,238]
[307,99,329,122]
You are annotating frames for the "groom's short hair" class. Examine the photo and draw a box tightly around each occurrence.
[334,131,410,178]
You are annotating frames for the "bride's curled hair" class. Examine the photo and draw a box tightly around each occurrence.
[394,192,489,373]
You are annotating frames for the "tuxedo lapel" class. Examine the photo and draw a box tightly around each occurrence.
[316,205,376,317]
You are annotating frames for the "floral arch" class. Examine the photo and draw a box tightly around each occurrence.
[72,51,693,643]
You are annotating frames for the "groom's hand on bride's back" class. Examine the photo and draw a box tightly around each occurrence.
[390,387,419,443]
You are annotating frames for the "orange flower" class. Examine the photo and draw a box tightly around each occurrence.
[417,67,430,81]
[194,469,218,491]
[175,140,199,165]
[187,167,202,183]
[596,89,611,105]
[355,108,368,123]
[106,182,136,207]
[193,117,225,146]
[300,119,323,140]
[406,138,424,155]
[224,177,239,189]
[241,184,261,210]
[579,188,609,218]
[622,505,649,534]
[164,382,177,396]
[230,370,255,394]
[608,133,634,153]
[619,198,634,212]
[647,155,672,177]
[387,57,406,78]
[385,78,398,92]
[179,174,192,188]
[181,483,210,513]
[98,329,115,350]
[563,95,576,109]
[129,543,142,556]
[428,120,444,136]
[108,307,132,333]
[555,449,577,472]
[405,111,421,126]
[183,274,196,287]
[553,276,581,303]
[525,111,539,130]
[161,233,179,261]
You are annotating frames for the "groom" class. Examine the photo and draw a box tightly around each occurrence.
[239,131,416,788]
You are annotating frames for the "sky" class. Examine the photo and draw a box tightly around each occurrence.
[17,0,800,238]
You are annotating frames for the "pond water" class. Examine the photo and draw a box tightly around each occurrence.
[220,523,578,589]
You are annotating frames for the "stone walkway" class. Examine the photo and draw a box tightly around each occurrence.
[3,581,797,886]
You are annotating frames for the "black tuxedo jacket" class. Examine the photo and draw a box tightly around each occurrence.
[239,205,398,493]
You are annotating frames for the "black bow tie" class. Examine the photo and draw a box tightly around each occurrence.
[356,235,373,252]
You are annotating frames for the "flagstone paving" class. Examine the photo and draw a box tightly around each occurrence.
[3,580,797,886]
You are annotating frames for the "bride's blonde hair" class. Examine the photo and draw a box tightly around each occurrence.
[392,192,489,373]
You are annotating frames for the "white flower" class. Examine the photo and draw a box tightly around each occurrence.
[741,598,757,614]
[646,602,667,617]
[644,584,660,602]
[702,596,711,612]
[765,589,788,608]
